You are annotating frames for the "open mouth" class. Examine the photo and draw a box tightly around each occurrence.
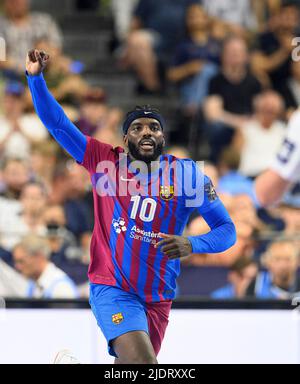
[139,140,155,150]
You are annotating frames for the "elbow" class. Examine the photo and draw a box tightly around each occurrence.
[228,222,237,249]
[167,69,178,83]
[221,221,237,252]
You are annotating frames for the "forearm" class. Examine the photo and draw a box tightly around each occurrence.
[251,49,289,73]
[188,202,236,254]
[167,62,202,83]
[188,221,236,254]
[27,72,87,162]
[255,169,290,207]
[219,111,248,129]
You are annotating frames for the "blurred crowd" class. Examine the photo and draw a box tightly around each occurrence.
[0,0,300,301]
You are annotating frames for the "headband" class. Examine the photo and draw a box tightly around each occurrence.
[122,110,165,134]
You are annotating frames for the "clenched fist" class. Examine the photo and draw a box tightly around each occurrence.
[26,49,50,76]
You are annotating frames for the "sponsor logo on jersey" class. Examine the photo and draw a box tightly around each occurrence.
[112,218,127,234]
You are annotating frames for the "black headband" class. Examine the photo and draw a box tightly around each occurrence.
[122,110,165,134]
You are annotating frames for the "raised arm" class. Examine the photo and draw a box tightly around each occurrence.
[26,49,87,163]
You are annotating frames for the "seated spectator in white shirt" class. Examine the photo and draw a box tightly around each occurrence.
[0,182,47,252]
[0,82,48,160]
[0,259,28,298]
[201,0,258,31]
[13,234,78,299]
[0,0,62,74]
[234,90,286,178]
[0,157,30,200]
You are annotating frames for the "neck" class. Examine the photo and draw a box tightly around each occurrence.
[256,115,274,129]
[223,65,246,83]
[191,30,208,43]
[32,261,49,282]
[9,13,29,24]
[23,211,43,228]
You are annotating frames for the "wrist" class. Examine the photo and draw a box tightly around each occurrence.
[26,70,43,77]
[187,236,196,253]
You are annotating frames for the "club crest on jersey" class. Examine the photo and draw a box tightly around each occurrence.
[112,313,124,325]
[160,186,174,201]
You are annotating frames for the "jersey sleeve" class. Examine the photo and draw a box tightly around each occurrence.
[27,72,87,163]
[272,110,300,182]
[79,136,120,174]
[183,160,222,213]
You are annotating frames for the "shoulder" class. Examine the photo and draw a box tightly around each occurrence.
[286,110,300,142]
[0,15,6,25]
[86,136,125,158]
[210,72,223,83]
[245,72,262,87]
[30,12,57,23]
[81,136,124,173]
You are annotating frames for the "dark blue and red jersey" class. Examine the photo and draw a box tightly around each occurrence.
[27,73,236,303]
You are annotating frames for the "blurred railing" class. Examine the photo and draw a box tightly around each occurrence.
[3,298,295,310]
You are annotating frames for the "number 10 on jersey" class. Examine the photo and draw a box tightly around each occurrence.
[130,196,157,223]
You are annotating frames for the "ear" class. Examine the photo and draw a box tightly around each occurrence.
[123,134,128,148]
[162,135,166,148]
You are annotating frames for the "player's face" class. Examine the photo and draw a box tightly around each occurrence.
[124,118,165,164]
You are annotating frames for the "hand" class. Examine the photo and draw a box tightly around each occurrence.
[279,33,294,53]
[154,233,193,260]
[203,96,224,122]
[26,49,50,76]
[187,60,204,76]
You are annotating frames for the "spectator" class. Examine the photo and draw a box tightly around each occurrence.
[94,110,124,148]
[49,163,93,240]
[0,157,30,200]
[0,182,47,252]
[252,0,282,30]
[13,234,78,299]
[211,258,258,299]
[204,36,262,162]
[30,141,59,191]
[168,4,220,114]
[280,60,300,117]
[121,0,198,94]
[0,0,62,75]
[0,258,28,298]
[201,0,258,32]
[44,205,89,286]
[0,81,48,159]
[111,0,139,43]
[75,92,123,147]
[233,90,286,178]
[247,240,300,299]
[187,194,261,267]
[75,91,109,137]
[28,39,92,106]
[251,1,300,90]
[218,148,254,196]
[166,146,191,159]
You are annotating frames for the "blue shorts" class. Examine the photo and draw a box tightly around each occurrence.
[89,283,172,358]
